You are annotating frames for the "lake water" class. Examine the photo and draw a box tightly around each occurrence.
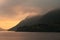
[0,31,60,40]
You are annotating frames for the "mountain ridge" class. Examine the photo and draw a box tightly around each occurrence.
[8,9,60,32]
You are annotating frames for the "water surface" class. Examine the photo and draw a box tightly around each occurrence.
[0,31,60,40]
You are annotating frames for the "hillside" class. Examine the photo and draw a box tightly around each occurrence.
[8,9,60,32]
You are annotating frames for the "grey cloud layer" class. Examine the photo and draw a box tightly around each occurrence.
[8,0,60,8]
[0,0,60,17]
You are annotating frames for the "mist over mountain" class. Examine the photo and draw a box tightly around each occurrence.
[8,9,60,32]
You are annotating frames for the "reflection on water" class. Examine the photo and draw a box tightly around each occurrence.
[0,31,60,40]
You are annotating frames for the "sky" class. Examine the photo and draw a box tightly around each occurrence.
[0,0,60,30]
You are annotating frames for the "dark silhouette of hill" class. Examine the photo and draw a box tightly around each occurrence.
[8,15,42,31]
[8,9,60,32]
[40,9,60,24]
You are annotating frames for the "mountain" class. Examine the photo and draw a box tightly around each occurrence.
[8,15,42,31]
[8,9,60,32]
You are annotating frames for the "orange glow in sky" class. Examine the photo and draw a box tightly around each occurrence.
[0,0,58,30]
[0,0,43,30]
[0,4,41,30]
[0,14,29,30]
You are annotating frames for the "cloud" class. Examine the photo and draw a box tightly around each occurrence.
[5,0,60,9]
[0,0,60,18]
[0,0,60,29]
